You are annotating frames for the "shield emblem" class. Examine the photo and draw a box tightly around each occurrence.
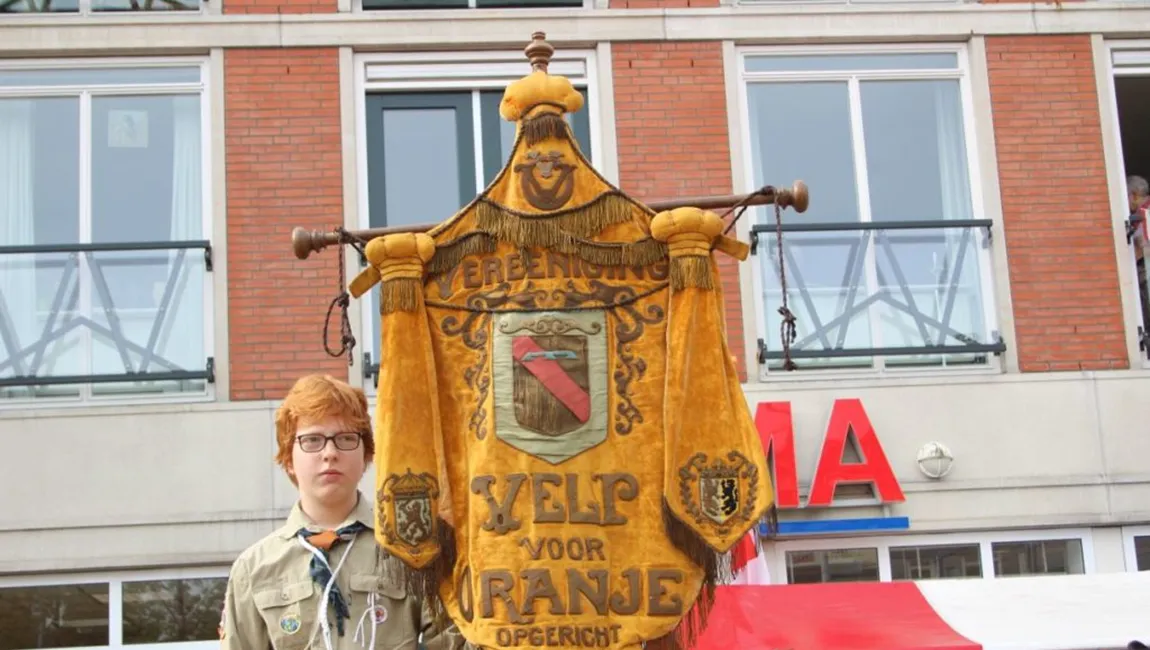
[700,475,740,524]
[394,492,433,546]
[493,311,608,464]
[512,333,590,436]
[378,469,439,552]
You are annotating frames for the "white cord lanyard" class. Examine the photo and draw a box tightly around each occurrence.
[297,534,357,650]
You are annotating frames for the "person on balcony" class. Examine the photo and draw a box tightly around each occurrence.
[218,373,464,650]
[1128,175,1150,337]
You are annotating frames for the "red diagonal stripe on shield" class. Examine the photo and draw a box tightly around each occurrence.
[512,337,591,423]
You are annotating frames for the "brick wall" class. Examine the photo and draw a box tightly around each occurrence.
[225,48,347,400]
[612,41,748,379]
[986,35,1127,371]
[224,0,335,14]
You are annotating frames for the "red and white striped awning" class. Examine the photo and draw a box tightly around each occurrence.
[692,572,1150,650]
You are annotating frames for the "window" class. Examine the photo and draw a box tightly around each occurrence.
[737,46,1002,377]
[0,568,228,648]
[771,529,1093,584]
[0,60,214,404]
[1120,525,1150,571]
[356,51,599,386]
[0,0,202,14]
[1106,43,1150,364]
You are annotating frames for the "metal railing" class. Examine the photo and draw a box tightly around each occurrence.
[0,240,214,389]
[751,218,1006,368]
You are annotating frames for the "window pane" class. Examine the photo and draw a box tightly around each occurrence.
[860,79,972,222]
[786,548,879,584]
[0,97,82,400]
[758,231,874,371]
[992,539,1085,577]
[890,544,982,580]
[0,583,109,648]
[745,53,958,74]
[0,0,78,12]
[91,94,203,243]
[0,67,200,88]
[93,0,201,10]
[122,577,228,643]
[1136,536,1150,571]
[747,81,859,224]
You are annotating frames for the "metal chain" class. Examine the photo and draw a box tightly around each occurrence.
[323,227,366,365]
[774,200,797,371]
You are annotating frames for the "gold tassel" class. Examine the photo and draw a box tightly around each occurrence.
[521,112,570,148]
[399,519,457,630]
[379,278,422,314]
[669,256,714,291]
[658,498,734,650]
[427,233,497,276]
[476,193,635,241]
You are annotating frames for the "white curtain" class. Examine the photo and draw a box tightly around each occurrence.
[0,99,37,380]
[158,94,203,372]
[933,81,978,346]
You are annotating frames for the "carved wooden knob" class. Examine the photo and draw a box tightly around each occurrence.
[525,32,554,73]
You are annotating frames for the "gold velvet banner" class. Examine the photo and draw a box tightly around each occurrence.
[352,34,773,650]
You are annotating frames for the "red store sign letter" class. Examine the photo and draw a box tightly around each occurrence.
[754,398,905,509]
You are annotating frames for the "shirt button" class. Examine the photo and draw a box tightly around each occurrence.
[281,591,289,601]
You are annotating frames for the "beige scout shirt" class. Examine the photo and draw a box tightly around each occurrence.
[220,492,465,650]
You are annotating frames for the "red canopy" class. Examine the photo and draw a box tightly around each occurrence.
[692,583,980,650]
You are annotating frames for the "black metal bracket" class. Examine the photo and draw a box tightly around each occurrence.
[756,338,767,365]
[1139,327,1149,355]
[204,243,214,272]
[363,352,380,383]
[750,235,759,256]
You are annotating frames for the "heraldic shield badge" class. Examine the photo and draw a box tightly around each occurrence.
[378,469,439,552]
[492,311,608,464]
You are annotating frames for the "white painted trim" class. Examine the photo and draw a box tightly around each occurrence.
[4,4,1150,55]
[724,39,763,382]
[967,35,1015,374]
[593,42,618,186]
[340,46,365,389]
[732,42,999,379]
[1099,36,1149,369]
[1121,525,1150,572]
[768,527,1097,584]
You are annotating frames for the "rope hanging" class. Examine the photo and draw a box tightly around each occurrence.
[717,186,797,372]
[323,227,367,365]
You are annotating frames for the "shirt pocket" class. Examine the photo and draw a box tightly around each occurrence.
[254,580,316,650]
[349,574,416,648]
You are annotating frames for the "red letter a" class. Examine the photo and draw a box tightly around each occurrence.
[806,398,904,508]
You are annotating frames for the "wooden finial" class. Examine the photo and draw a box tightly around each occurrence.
[525,31,554,73]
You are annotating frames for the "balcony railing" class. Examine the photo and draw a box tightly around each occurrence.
[0,0,201,12]
[0,240,214,398]
[751,218,1005,372]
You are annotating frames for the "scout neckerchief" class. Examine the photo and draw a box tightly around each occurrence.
[296,521,367,641]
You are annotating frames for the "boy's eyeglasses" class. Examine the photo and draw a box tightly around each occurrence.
[296,432,363,453]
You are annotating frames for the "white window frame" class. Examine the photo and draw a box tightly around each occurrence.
[1102,39,1150,370]
[352,49,603,392]
[1121,524,1150,572]
[733,42,1000,383]
[767,527,1096,583]
[0,565,230,649]
[0,56,215,409]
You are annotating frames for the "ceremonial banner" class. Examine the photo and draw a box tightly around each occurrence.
[350,33,774,650]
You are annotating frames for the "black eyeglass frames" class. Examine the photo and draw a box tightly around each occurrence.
[295,432,364,453]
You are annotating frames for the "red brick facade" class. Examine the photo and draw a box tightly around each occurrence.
[611,41,749,380]
[224,48,347,400]
[224,0,335,14]
[986,35,1127,372]
[216,32,1134,400]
